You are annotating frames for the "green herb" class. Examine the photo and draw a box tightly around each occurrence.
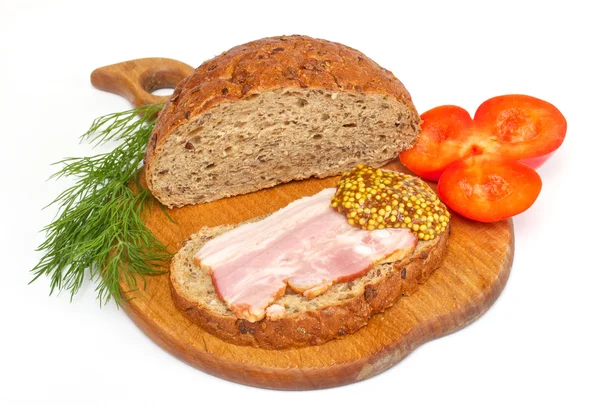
[31,104,172,306]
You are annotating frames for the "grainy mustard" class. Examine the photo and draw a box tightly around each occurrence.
[331,165,450,240]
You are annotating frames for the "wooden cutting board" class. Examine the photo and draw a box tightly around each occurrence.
[92,58,514,390]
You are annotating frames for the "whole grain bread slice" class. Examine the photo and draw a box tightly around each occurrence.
[146,35,420,208]
[170,218,450,350]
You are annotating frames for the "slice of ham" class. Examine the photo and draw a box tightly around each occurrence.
[194,188,417,322]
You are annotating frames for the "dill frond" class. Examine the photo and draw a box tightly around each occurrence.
[31,104,172,306]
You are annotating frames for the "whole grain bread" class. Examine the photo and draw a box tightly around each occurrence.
[146,35,421,208]
[170,218,450,350]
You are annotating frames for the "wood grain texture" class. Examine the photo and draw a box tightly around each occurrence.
[90,58,194,108]
[119,160,513,390]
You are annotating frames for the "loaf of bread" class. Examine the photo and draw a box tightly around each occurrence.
[145,35,421,208]
[169,219,449,350]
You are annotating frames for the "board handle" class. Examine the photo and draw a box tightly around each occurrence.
[90,58,195,109]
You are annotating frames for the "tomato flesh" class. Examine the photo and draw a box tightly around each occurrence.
[438,156,542,222]
[399,95,566,179]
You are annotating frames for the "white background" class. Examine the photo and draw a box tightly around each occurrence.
[1,0,598,405]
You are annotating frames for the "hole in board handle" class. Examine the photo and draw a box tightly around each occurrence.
[151,88,175,96]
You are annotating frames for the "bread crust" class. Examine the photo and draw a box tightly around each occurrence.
[170,224,450,350]
[145,35,418,195]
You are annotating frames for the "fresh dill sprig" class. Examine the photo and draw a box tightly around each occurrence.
[31,104,172,306]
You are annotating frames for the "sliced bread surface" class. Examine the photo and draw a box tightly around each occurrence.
[170,219,450,350]
[146,35,420,208]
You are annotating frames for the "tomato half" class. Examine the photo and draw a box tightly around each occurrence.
[474,95,567,168]
[399,95,566,180]
[400,105,475,181]
[437,156,542,223]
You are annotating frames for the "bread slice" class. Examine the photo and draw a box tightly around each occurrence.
[146,35,420,208]
[170,219,450,350]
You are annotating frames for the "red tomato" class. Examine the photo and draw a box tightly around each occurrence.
[399,105,475,181]
[438,156,542,222]
[399,95,566,180]
[474,95,567,167]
